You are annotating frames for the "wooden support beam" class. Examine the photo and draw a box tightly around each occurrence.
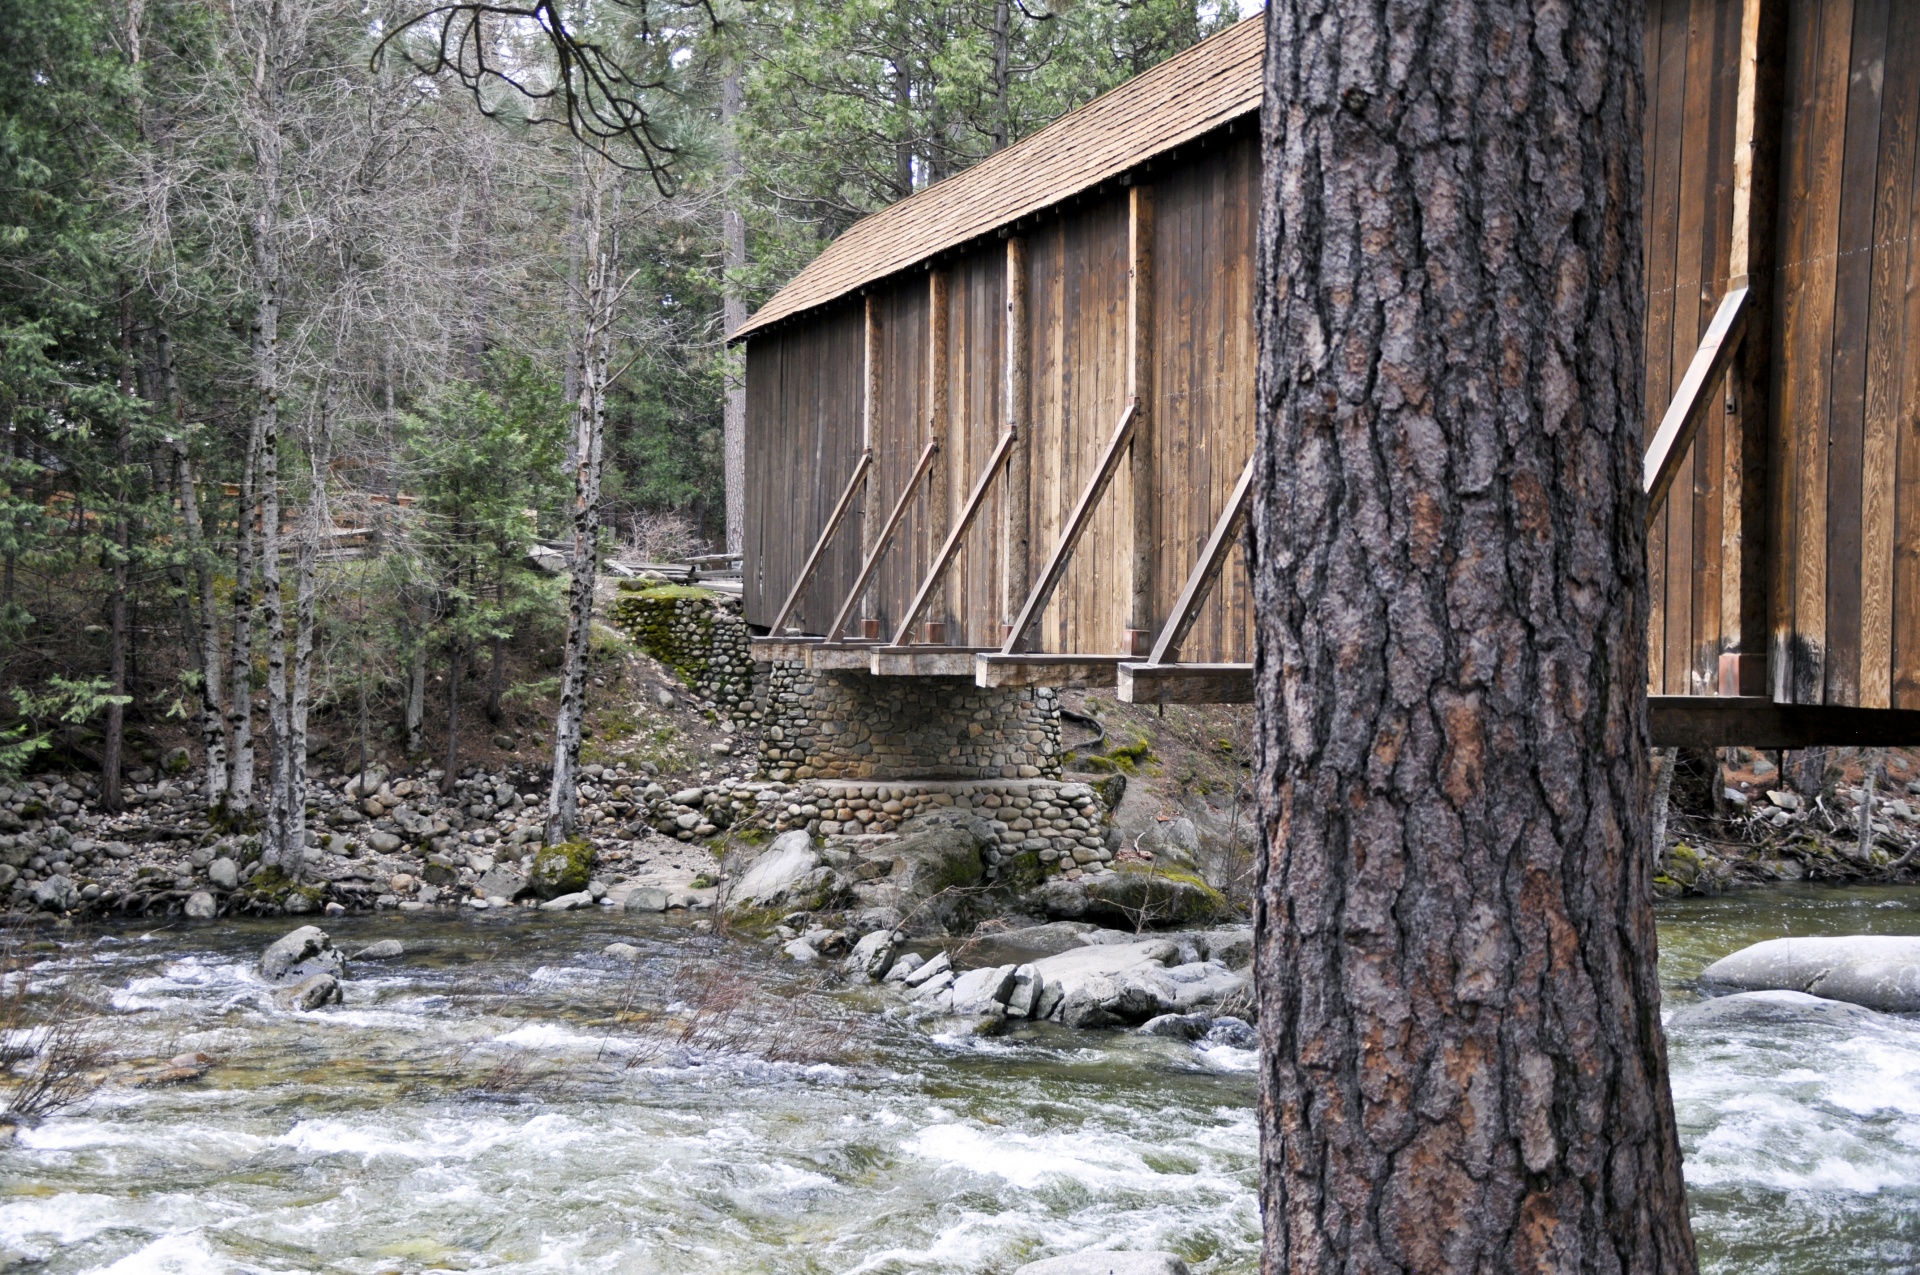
[749,636,823,663]
[765,450,871,635]
[891,428,1017,646]
[1117,662,1254,705]
[974,652,1126,689]
[1149,453,1254,665]
[826,436,940,642]
[1643,285,1749,518]
[1648,696,1920,749]
[1722,0,1785,681]
[1000,399,1140,654]
[808,643,881,671]
[870,646,991,677]
[1003,236,1031,625]
[1127,185,1156,639]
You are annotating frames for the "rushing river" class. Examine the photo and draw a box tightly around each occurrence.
[2,887,1918,1274]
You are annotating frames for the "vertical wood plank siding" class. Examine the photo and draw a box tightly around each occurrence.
[744,133,1260,662]
[747,1,1920,703]
[1643,0,1920,707]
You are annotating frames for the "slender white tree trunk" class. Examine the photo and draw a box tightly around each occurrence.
[546,183,614,845]
[225,421,260,810]
[162,328,227,798]
[722,62,747,555]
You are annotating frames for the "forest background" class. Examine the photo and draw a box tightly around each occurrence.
[0,0,1241,814]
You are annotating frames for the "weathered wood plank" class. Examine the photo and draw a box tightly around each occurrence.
[1128,184,1156,638]
[974,653,1125,689]
[1894,0,1920,709]
[1116,662,1253,705]
[1721,0,1785,671]
[1003,235,1032,629]
[1862,0,1916,708]
[1648,696,1920,748]
[1784,0,1854,702]
[1823,0,1890,706]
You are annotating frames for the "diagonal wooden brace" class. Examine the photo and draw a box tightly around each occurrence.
[767,449,871,636]
[891,427,1017,647]
[1643,285,1749,519]
[1149,452,1255,665]
[1000,398,1139,655]
[826,437,941,642]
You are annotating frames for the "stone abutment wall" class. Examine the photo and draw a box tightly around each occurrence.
[758,660,1061,783]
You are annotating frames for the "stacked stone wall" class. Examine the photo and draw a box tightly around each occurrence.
[759,660,1061,783]
[606,587,756,725]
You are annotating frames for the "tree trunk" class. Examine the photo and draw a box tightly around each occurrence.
[404,626,427,757]
[991,0,1011,153]
[285,376,332,869]
[441,598,462,794]
[546,181,614,845]
[1251,3,1696,1271]
[100,285,136,814]
[254,169,293,871]
[225,419,261,810]
[486,564,506,724]
[722,60,748,556]
[163,329,227,798]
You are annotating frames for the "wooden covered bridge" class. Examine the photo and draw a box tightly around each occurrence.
[738,1,1920,750]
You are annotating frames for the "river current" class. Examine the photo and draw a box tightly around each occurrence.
[3,886,1917,1273]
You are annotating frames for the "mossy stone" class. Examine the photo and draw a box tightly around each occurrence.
[531,840,596,899]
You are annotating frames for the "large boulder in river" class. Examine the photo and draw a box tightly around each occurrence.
[261,926,346,984]
[886,823,986,899]
[1015,1253,1191,1275]
[1697,935,1920,1012]
[1031,868,1234,929]
[730,831,842,912]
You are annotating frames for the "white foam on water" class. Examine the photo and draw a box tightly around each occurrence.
[1671,999,1920,1199]
[0,1192,124,1251]
[1193,1042,1258,1072]
[901,1121,1219,1193]
[491,1022,624,1052]
[272,1111,590,1164]
[86,1230,245,1275]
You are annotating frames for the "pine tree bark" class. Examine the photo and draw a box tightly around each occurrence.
[1251,3,1696,1271]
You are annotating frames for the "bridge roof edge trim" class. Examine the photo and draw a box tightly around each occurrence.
[731,13,1265,342]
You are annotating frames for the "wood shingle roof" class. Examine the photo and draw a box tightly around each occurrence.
[733,13,1264,340]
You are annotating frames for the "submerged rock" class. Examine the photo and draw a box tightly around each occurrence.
[260,926,346,984]
[1698,935,1920,1011]
[1015,1253,1191,1275]
[1669,988,1890,1032]
[352,940,405,961]
[275,972,342,1010]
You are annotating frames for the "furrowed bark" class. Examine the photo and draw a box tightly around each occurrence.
[1251,2,1696,1271]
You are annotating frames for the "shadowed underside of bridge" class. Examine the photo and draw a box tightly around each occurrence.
[738,1,1920,751]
